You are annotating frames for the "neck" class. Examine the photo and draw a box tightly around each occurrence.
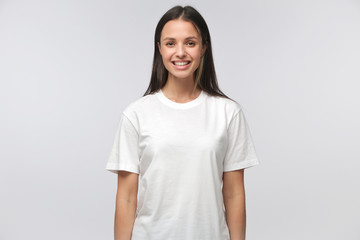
[161,75,201,102]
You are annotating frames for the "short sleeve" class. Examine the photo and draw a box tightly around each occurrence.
[223,109,260,172]
[106,113,140,174]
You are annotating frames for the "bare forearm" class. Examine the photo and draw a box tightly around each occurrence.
[114,198,137,240]
[224,195,246,240]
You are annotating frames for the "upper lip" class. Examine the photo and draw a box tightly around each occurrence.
[172,60,191,63]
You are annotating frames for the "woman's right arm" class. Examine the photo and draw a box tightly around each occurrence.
[114,171,139,240]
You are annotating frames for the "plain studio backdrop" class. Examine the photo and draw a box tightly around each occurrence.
[0,0,359,239]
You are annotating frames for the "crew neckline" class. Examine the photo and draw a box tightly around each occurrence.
[156,89,206,109]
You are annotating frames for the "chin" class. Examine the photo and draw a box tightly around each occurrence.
[168,69,196,79]
[169,73,194,80]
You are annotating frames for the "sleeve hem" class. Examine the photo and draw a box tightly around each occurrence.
[106,162,140,174]
[223,159,260,172]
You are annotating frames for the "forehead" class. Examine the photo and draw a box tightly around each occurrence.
[161,19,200,40]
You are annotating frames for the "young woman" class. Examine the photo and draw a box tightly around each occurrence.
[106,5,260,240]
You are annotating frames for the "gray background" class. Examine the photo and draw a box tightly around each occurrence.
[1,0,359,239]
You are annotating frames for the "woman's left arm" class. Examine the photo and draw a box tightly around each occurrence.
[222,169,246,240]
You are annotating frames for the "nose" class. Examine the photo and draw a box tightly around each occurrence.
[175,44,186,58]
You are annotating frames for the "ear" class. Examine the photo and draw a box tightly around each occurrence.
[157,42,161,55]
[201,42,208,56]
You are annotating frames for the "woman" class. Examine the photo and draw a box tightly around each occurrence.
[106,5,260,240]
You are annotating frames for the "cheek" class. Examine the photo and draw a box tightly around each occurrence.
[161,50,174,62]
[189,48,202,60]
[160,52,174,69]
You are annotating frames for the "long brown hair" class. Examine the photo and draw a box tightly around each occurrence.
[142,5,234,101]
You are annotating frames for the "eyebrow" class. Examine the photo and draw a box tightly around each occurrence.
[162,36,198,41]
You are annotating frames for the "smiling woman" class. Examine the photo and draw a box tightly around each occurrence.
[106,5,260,240]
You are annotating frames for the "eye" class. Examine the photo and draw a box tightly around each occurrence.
[187,41,196,46]
[165,42,175,46]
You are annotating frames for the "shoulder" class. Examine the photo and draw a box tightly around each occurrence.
[121,91,158,122]
[205,92,243,118]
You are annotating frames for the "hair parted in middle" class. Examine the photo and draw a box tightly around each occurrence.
[143,5,233,101]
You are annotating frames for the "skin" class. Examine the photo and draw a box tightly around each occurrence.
[158,18,206,102]
[114,18,247,240]
[223,169,247,240]
[114,171,138,240]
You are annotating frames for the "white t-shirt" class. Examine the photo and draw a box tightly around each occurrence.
[106,89,260,240]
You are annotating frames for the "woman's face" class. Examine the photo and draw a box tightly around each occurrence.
[158,19,206,82]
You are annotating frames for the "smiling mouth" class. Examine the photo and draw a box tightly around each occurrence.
[172,61,191,66]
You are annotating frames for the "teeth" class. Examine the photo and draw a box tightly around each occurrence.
[174,62,189,66]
